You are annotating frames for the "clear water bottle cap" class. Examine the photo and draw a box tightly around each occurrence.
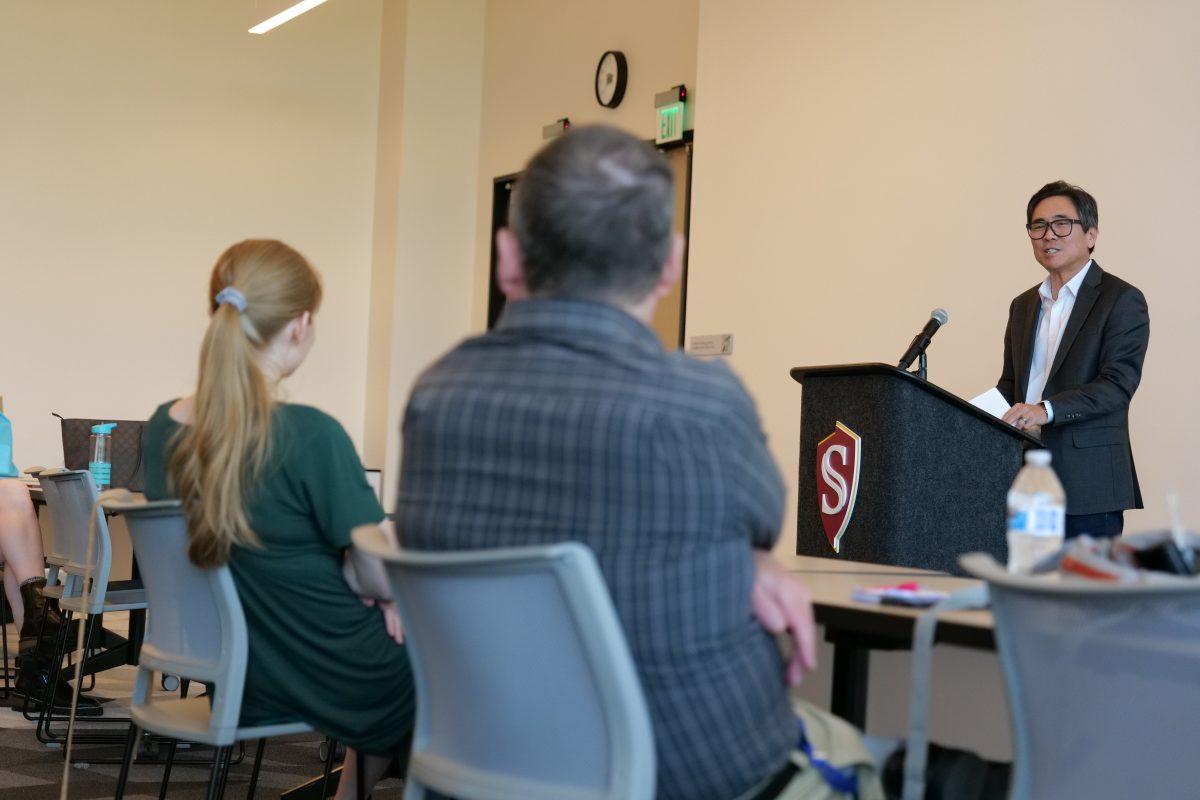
[91,422,118,435]
[1025,449,1051,467]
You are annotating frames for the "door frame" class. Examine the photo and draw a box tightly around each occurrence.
[486,130,694,349]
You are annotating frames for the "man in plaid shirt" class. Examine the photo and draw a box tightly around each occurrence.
[395,125,820,799]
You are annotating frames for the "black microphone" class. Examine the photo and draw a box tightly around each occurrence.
[897,308,950,370]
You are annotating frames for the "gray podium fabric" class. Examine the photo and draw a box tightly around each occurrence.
[795,365,1029,574]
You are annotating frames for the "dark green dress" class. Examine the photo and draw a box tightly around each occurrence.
[142,401,414,754]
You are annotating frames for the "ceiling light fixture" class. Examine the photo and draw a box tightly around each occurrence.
[249,0,329,35]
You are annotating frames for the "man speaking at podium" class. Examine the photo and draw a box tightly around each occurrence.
[997,181,1149,538]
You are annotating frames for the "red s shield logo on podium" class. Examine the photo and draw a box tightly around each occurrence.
[816,422,862,553]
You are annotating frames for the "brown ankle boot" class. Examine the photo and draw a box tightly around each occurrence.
[15,579,101,716]
[17,577,70,647]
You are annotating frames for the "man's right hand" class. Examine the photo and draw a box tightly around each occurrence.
[751,551,817,685]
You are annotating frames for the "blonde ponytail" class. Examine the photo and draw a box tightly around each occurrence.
[169,240,322,567]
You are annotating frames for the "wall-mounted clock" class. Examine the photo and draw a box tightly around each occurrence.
[594,50,628,109]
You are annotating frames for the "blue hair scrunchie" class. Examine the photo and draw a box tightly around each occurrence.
[215,286,247,313]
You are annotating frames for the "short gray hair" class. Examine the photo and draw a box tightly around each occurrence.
[509,125,675,303]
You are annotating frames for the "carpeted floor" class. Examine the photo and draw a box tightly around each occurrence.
[1,619,406,799]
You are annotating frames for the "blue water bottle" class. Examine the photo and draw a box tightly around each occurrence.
[89,422,118,491]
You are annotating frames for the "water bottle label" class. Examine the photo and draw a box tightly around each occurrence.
[1008,494,1064,537]
[1031,507,1064,535]
[89,460,112,487]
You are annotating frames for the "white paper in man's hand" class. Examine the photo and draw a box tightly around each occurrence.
[970,388,1010,419]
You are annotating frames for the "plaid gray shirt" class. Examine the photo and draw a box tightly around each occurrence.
[396,299,794,799]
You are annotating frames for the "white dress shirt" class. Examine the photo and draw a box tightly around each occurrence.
[1026,260,1093,422]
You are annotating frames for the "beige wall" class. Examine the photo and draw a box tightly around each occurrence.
[380,0,486,507]
[362,0,410,470]
[0,0,384,467]
[470,0,700,327]
[689,0,1200,541]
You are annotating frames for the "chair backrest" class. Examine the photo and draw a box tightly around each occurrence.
[354,531,655,800]
[108,498,248,743]
[36,476,71,567]
[38,469,112,598]
[961,553,1200,800]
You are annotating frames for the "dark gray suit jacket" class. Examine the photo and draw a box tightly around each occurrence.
[997,262,1149,515]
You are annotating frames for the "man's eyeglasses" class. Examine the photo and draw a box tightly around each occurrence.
[1026,218,1084,239]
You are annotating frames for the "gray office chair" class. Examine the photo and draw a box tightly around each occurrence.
[39,470,79,595]
[960,552,1200,800]
[108,498,323,800]
[31,469,146,742]
[16,475,70,716]
[353,530,656,800]
[25,472,81,643]
[20,471,95,716]
[38,470,143,612]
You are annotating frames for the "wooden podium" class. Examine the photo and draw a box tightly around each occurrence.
[790,363,1039,574]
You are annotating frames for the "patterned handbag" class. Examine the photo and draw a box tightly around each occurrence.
[53,413,146,492]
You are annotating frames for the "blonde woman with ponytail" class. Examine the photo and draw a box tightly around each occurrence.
[142,240,413,799]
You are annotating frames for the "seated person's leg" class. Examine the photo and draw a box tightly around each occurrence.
[3,563,17,623]
[0,479,96,709]
[334,749,394,800]
[0,479,46,628]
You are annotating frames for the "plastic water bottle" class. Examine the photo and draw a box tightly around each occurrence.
[1006,449,1066,572]
[89,422,117,492]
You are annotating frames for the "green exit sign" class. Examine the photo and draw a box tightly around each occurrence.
[656,101,685,144]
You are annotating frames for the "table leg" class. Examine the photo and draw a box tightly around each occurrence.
[126,610,145,664]
[829,632,871,729]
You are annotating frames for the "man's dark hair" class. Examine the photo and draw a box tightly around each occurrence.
[509,125,674,303]
[1027,180,1099,252]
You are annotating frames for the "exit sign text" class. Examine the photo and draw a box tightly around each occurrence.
[656,101,685,144]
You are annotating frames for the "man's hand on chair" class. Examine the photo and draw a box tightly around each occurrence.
[751,551,817,686]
